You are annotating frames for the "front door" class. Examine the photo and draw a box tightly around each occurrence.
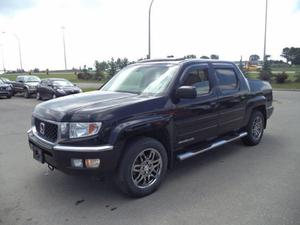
[174,64,218,148]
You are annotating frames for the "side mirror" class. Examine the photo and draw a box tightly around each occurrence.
[176,86,197,99]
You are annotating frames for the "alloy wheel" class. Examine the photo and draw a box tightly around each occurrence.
[131,148,162,189]
[251,116,263,140]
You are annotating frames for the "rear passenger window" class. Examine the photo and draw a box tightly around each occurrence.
[215,68,238,91]
[183,68,210,96]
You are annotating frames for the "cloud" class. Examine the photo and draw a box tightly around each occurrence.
[0,0,36,15]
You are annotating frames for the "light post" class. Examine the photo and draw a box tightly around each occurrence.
[13,34,23,71]
[1,31,23,71]
[61,26,67,70]
[148,0,155,59]
[263,0,268,62]
[0,44,5,72]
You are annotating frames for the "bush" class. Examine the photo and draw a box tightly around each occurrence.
[259,70,272,81]
[77,72,93,80]
[293,72,300,82]
[275,72,288,83]
[259,58,272,81]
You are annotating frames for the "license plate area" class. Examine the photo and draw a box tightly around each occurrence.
[33,146,44,163]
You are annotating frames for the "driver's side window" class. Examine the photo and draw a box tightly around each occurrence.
[183,68,210,96]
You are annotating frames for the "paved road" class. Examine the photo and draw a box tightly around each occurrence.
[75,82,101,89]
[1,91,300,225]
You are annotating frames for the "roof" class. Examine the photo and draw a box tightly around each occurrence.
[138,58,234,66]
[40,78,67,81]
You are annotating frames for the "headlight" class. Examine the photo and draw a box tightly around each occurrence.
[69,122,102,139]
[56,88,65,93]
[6,86,11,90]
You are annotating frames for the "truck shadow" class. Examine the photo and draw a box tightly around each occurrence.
[29,134,280,207]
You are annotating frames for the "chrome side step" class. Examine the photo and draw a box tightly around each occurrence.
[177,132,248,161]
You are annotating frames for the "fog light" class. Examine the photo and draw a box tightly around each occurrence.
[71,159,83,168]
[85,159,100,168]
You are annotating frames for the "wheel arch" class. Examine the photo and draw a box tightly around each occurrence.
[109,117,174,170]
[244,95,267,128]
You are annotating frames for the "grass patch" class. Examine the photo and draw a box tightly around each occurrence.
[82,88,97,92]
[1,72,101,83]
[270,82,300,89]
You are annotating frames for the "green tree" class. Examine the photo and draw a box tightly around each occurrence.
[210,54,219,60]
[107,58,117,78]
[184,54,197,59]
[281,47,300,65]
[200,55,209,59]
[95,60,108,80]
[259,55,272,81]
[115,58,130,71]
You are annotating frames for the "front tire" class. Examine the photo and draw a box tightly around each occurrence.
[242,110,265,146]
[116,137,168,198]
[36,92,41,100]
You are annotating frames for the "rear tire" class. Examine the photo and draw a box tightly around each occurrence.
[242,110,265,146]
[116,137,168,198]
[24,89,30,98]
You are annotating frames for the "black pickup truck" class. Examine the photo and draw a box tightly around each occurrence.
[14,75,41,98]
[28,59,273,197]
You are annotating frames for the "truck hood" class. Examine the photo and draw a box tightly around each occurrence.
[33,91,159,122]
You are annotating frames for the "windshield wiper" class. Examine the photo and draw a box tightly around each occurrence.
[115,90,139,94]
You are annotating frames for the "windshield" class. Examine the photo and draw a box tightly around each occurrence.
[1,78,9,82]
[53,80,73,87]
[26,76,40,82]
[101,64,179,96]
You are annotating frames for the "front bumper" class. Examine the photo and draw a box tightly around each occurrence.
[28,88,37,94]
[27,127,119,176]
[267,105,274,119]
[0,90,12,96]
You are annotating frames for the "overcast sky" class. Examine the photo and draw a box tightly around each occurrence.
[0,0,300,71]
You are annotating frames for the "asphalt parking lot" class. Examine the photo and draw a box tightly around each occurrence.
[1,91,300,225]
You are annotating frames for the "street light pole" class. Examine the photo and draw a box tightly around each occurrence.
[1,31,23,71]
[13,34,23,71]
[61,26,67,70]
[263,0,268,62]
[148,0,155,59]
[0,44,5,72]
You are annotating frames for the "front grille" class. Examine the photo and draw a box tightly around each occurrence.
[35,118,58,142]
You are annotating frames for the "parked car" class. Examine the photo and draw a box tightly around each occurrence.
[14,75,41,98]
[0,78,13,98]
[0,77,16,94]
[36,78,82,100]
[28,59,274,197]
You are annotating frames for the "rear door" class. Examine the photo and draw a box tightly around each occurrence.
[38,80,47,98]
[174,64,218,148]
[212,63,247,135]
